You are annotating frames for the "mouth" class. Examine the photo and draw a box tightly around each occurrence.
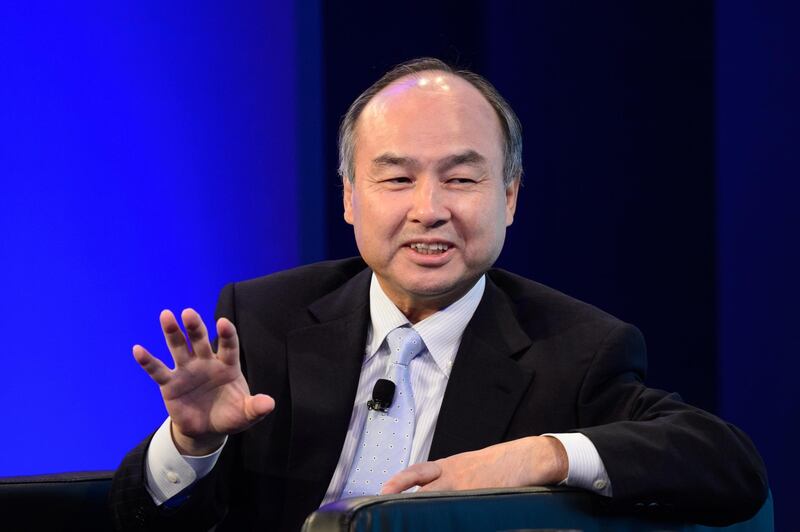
[407,242,451,255]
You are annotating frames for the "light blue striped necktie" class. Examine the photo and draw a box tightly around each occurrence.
[342,326,424,497]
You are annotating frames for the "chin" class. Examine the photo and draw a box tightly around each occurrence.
[402,275,474,300]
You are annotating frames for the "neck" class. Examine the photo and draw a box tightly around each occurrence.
[398,302,447,324]
[376,276,481,323]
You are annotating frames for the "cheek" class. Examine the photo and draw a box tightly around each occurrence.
[351,202,398,254]
[460,202,508,258]
[360,198,406,231]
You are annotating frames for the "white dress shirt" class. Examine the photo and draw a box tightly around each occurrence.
[145,274,611,505]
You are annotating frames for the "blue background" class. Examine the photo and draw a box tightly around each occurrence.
[0,1,306,472]
[0,1,796,528]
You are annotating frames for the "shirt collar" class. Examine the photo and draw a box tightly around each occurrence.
[366,273,486,377]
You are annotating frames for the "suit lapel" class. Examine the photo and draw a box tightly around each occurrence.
[283,268,371,518]
[428,277,535,460]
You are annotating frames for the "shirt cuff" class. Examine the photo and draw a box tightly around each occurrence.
[144,417,227,505]
[544,432,612,497]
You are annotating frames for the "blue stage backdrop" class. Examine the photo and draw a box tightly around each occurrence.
[717,2,800,528]
[0,1,321,475]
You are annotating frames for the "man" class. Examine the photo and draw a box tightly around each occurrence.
[111,58,767,531]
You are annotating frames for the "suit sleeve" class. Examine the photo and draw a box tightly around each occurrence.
[576,323,768,524]
[109,284,239,531]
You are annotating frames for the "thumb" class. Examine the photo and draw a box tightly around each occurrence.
[244,394,275,422]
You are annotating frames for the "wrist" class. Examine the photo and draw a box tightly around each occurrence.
[535,435,569,485]
[170,421,226,456]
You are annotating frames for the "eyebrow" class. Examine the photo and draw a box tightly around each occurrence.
[371,150,486,173]
[371,153,419,170]
[436,150,486,173]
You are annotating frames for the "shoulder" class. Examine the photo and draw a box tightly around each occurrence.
[215,257,369,326]
[233,257,367,301]
[485,268,645,359]
[486,268,624,328]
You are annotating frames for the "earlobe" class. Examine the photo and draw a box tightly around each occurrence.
[343,178,354,225]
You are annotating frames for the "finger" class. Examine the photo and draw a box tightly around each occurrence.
[159,309,192,365]
[181,308,213,359]
[132,344,171,385]
[380,462,442,494]
[417,477,452,492]
[244,394,275,423]
[216,317,240,366]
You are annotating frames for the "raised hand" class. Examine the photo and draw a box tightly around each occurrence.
[133,308,275,455]
[380,436,568,495]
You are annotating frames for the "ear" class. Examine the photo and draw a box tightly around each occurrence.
[504,177,521,226]
[343,177,354,225]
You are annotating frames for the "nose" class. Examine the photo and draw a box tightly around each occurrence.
[409,177,450,228]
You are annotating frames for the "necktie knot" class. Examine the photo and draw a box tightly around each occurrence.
[386,327,424,366]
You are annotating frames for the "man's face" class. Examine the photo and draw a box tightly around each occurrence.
[343,72,519,316]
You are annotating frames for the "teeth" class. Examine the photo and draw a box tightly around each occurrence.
[410,243,450,254]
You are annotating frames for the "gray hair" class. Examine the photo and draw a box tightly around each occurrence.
[337,57,523,186]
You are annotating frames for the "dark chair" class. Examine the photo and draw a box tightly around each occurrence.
[0,473,772,531]
[303,486,774,532]
[0,471,114,531]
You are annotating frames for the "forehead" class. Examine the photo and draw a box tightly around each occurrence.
[354,72,504,166]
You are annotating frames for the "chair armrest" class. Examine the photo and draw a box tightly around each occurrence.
[303,486,774,532]
[0,471,114,531]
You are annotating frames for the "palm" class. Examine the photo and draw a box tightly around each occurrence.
[161,356,253,437]
[133,308,274,447]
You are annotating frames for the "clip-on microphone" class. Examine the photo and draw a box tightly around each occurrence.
[367,378,395,412]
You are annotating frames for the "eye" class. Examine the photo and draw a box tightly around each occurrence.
[446,177,477,185]
[384,176,412,185]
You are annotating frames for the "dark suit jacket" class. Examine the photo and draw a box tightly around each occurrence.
[110,258,767,531]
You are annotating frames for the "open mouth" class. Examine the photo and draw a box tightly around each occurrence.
[408,242,450,255]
